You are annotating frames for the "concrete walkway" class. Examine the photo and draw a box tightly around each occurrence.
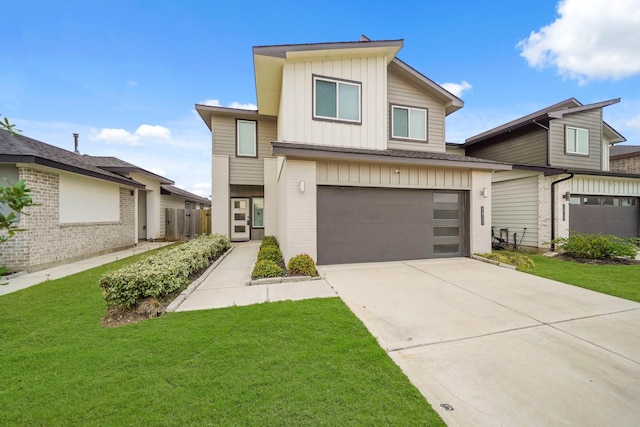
[172,241,337,311]
[0,241,172,296]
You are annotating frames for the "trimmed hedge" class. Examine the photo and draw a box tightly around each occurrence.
[251,259,284,278]
[287,254,317,277]
[257,245,283,263]
[261,236,278,248]
[99,234,230,308]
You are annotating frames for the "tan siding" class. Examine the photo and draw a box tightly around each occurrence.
[467,128,547,165]
[387,67,446,153]
[212,115,276,186]
[317,160,470,189]
[570,175,640,196]
[549,109,602,170]
[492,176,539,248]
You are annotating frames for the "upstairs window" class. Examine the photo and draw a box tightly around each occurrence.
[313,76,361,123]
[237,120,257,157]
[391,105,427,141]
[566,126,589,155]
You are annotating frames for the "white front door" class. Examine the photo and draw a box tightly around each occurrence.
[231,198,250,241]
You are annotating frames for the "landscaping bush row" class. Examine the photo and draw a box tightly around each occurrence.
[100,234,230,308]
[251,236,318,279]
[552,232,639,260]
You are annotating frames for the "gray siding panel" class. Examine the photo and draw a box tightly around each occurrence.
[492,176,539,247]
[467,128,547,165]
[387,67,446,153]
[549,109,602,170]
[212,116,276,185]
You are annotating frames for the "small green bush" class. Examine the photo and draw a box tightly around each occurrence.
[261,236,278,248]
[99,234,230,308]
[251,259,284,278]
[257,245,282,263]
[552,233,638,260]
[287,254,317,276]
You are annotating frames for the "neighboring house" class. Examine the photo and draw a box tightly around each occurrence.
[0,131,143,271]
[197,37,510,265]
[464,98,640,249]
[610,145,640,174]
[0,131,187,271]
[83,156,174,241]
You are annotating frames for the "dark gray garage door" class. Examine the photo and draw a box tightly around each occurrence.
[569,195,639,238]
[317,186,467,265]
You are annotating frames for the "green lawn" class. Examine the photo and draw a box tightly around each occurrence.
[520,254,640,302]
[0,253,443,426]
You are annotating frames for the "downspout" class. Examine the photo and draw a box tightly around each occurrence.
[550,173,574,251]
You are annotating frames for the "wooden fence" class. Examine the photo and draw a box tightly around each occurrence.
[165,209,211,241]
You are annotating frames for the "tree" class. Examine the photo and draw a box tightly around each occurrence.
[0,115,35,276]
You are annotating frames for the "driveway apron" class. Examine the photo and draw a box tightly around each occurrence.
[319,258,640,427]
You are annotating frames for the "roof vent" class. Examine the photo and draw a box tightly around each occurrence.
[73,133,79,154]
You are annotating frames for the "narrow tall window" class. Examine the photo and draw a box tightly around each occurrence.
[566,126,589,155]
[237,120,257,157]
[391,105,427,141]
[313,76,361,123]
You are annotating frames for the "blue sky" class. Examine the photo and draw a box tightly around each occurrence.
[2,0,639,197]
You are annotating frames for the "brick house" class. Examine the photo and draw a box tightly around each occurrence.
[0,130,206,272]
[610,145,640,174]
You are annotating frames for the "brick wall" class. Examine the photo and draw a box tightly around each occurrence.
[0,167,136,272]
[611,156,640,174]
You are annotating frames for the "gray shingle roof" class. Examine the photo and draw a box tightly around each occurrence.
[161,185,211,205]
[0,130,146,188]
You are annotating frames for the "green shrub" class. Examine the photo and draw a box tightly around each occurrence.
[287,254,317,276]
[261,236,278,249]
[477,251,535,269]
[552,233,638,260]
[257,245,282,263]
[99,234,230,308]
[251,259,284,278]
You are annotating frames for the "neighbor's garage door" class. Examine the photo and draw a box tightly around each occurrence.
[570,195,640,238]
[317,186,467,265]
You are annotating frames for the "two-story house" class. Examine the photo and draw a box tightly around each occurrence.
[197,37,510,265]
[464,98,640,249]
[611,145,640,174]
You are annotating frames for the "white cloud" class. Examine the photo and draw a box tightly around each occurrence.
[627,113,640,130]
[199,98,256,110]
[440,80,472,98]
[517,0,640,83]
[127,80,138,87]
[228,101,257,110]
[135,124,171,139]
[200,98,221,106]
[92,124,171,145]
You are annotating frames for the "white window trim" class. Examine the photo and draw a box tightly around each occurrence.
[565,126,589,155]
[236,119,257,157]
[391,105,428,141]
[313,75,361,123]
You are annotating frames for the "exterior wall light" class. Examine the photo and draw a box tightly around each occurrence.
[299,180,305,193]
[481,187,489,198]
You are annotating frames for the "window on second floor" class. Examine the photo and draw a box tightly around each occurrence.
[566,126,589,155]
[391,105,427,141]
[313,75,361,123]
[237,119,257,157]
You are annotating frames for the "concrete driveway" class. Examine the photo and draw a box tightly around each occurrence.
[319,258,640,427]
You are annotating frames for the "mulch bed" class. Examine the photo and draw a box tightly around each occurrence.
[553,253,640,265]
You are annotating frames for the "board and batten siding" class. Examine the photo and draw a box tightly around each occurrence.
[387,67,446,153]
[491,175,539,248]
[570,175,640,196]
[278,56,387,150]
[212,115,277,185]
[466,127,547,166]
[549,109,602,170]
[316,160,470,189]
